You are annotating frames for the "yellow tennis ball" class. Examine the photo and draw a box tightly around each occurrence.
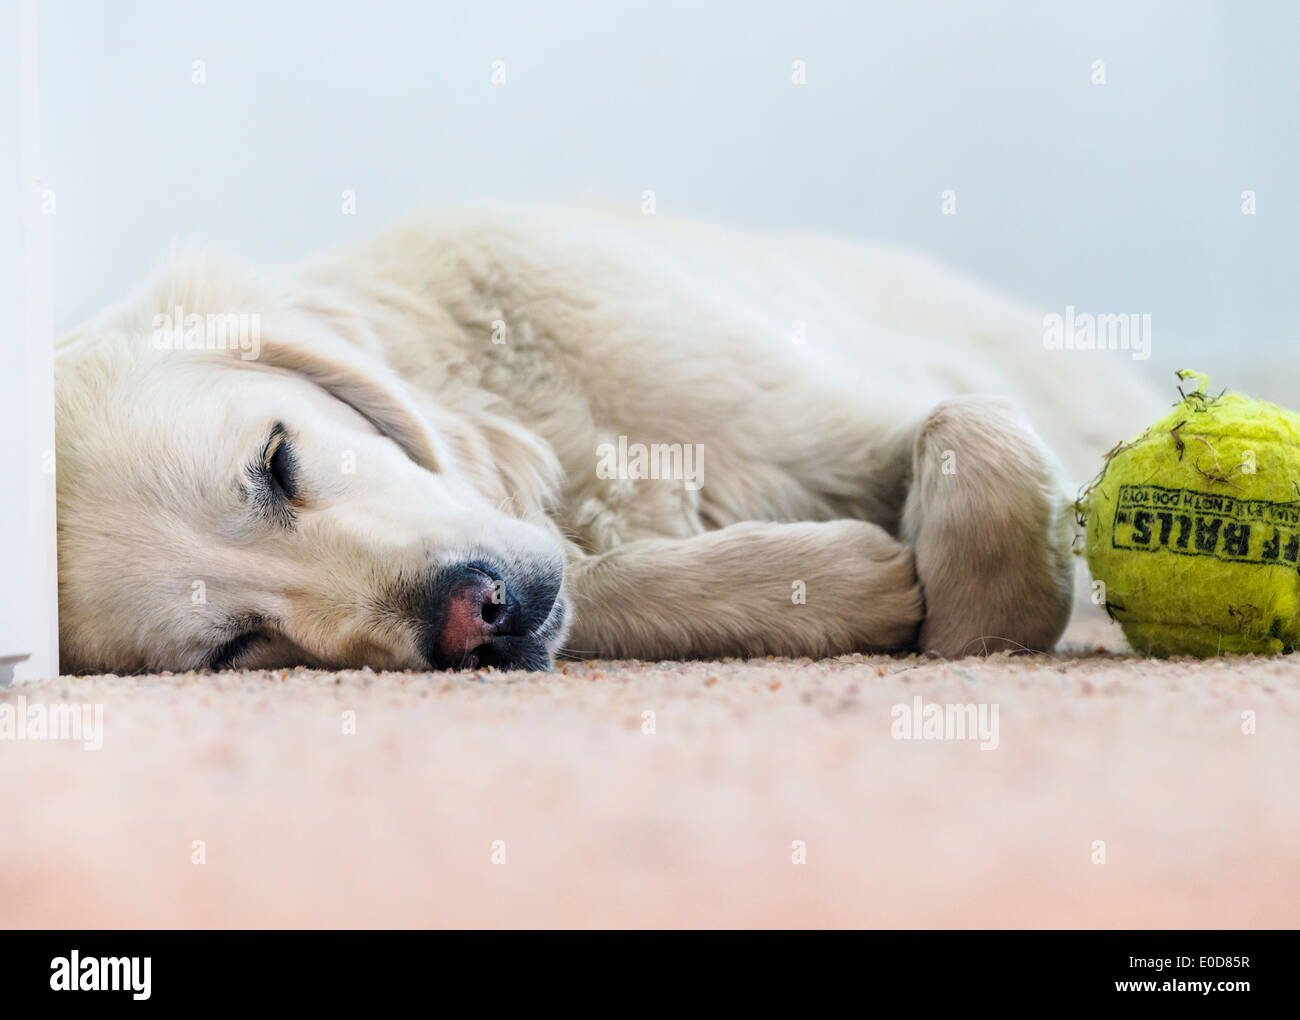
[1082,370,1300,656]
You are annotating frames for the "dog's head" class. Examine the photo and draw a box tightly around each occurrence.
[54,260,570,674]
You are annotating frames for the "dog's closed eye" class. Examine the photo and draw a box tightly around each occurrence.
[244,422,300,524]
[206,630,264,670]
[259,422,298,499]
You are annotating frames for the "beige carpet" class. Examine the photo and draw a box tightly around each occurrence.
[2,612,1298,929]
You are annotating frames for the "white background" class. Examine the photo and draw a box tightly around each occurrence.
[4,0,57,681]
[27,0,1298,397]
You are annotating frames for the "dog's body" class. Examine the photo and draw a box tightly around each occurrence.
[55,206,1160,673]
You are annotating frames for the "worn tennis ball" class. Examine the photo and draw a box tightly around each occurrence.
[1082,370,1300,657]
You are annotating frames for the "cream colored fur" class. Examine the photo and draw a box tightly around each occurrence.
[54,205,1160,673]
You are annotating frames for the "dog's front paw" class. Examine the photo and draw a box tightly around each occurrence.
[902,396,1074,656]
[822,519,925,652]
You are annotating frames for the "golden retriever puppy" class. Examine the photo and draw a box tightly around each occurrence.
[54,206,1158,673]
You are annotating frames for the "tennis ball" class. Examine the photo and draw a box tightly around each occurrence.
[1081,370,1300,657]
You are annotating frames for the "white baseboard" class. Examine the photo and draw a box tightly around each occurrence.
[2,0,60,684]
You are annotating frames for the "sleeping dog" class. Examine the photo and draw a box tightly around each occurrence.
[53,206,1157,673]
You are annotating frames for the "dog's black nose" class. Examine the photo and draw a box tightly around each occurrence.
[423,562,560,671]
[437,563,516,653]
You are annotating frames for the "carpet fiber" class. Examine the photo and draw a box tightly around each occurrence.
[3,614,1297,928]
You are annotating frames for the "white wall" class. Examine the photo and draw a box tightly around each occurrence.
[33,0,1299,399]
[2,0,59,683]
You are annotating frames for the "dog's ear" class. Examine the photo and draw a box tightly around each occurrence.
[140,252,449,474]
[239,314,450,474]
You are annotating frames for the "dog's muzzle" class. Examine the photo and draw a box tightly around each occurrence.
[420,561,562,671]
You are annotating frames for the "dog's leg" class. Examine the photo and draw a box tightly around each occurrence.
[891,396,1075,656]
[562,520,922,660]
